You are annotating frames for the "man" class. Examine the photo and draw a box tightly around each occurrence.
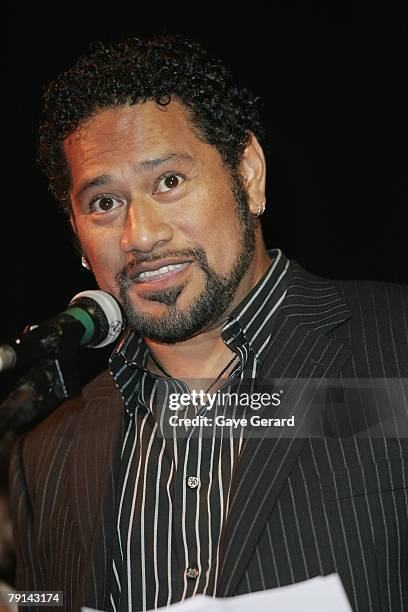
[9,35,408,612]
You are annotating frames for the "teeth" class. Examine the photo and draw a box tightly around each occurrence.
[138,263,185,279]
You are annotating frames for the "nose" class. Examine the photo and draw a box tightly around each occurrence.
[120,197,173,254]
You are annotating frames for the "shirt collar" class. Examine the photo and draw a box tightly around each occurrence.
[221,248,291,360]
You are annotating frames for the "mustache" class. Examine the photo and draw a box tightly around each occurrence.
[116,247,210,285]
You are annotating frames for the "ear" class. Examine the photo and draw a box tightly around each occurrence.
[239,132,267,216]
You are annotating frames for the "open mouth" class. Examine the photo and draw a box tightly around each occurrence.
[133,261,192,285]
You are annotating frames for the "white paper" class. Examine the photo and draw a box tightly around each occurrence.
[82,573,352,612]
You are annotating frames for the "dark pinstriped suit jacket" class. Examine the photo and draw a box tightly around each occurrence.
[9,263,408,611]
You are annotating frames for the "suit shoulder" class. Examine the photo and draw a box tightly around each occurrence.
[335,276,408,302]
[288,263,408,374]
[329,277,407,376]
[291,261,408,302]
[291,261,408,323]
[334,277,408,327]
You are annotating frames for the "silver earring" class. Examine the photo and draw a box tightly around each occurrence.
[81,255,91,270]
[254,201,266,217]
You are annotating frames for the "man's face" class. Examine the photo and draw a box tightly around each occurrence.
[65,100,260,342]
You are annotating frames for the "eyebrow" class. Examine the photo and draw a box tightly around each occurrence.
[74,153,194,200]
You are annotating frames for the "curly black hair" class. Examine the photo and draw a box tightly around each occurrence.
[37,34,265,215]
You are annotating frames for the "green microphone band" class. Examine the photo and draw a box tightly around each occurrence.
[64,306,95,345]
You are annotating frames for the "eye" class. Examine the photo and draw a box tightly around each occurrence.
[90,195,124,214]
[155,173,185,194]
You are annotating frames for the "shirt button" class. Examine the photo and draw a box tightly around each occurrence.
[187,476,200,489]
[186,567,199,579]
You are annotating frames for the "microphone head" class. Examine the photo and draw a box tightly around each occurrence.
[68,290,124,348]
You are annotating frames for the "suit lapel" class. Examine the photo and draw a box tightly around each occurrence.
[68,372,124,611]
[217,275,353,596]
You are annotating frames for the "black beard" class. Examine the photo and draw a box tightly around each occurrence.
[140,285,185,305]
[115,171,256,343]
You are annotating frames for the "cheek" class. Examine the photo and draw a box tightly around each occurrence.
[79,227,123,287]
[176,199,240,273]
[177,180,239,242]
[77,219,116,258]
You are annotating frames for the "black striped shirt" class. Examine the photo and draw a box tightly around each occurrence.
[108,249,291,611]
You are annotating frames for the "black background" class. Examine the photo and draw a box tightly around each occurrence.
[2,3,407,399]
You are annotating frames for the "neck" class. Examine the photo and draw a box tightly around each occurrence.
[146,325,234,381]
[145,245,272,382]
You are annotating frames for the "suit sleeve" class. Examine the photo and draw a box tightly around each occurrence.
[9,436,41,593]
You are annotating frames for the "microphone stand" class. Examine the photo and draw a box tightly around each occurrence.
[0,320,84,438]
[0,356,81,438]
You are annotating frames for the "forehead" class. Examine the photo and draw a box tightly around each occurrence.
[63,99,204,174]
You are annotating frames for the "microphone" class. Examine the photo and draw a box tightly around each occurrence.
[0,290,124,373]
